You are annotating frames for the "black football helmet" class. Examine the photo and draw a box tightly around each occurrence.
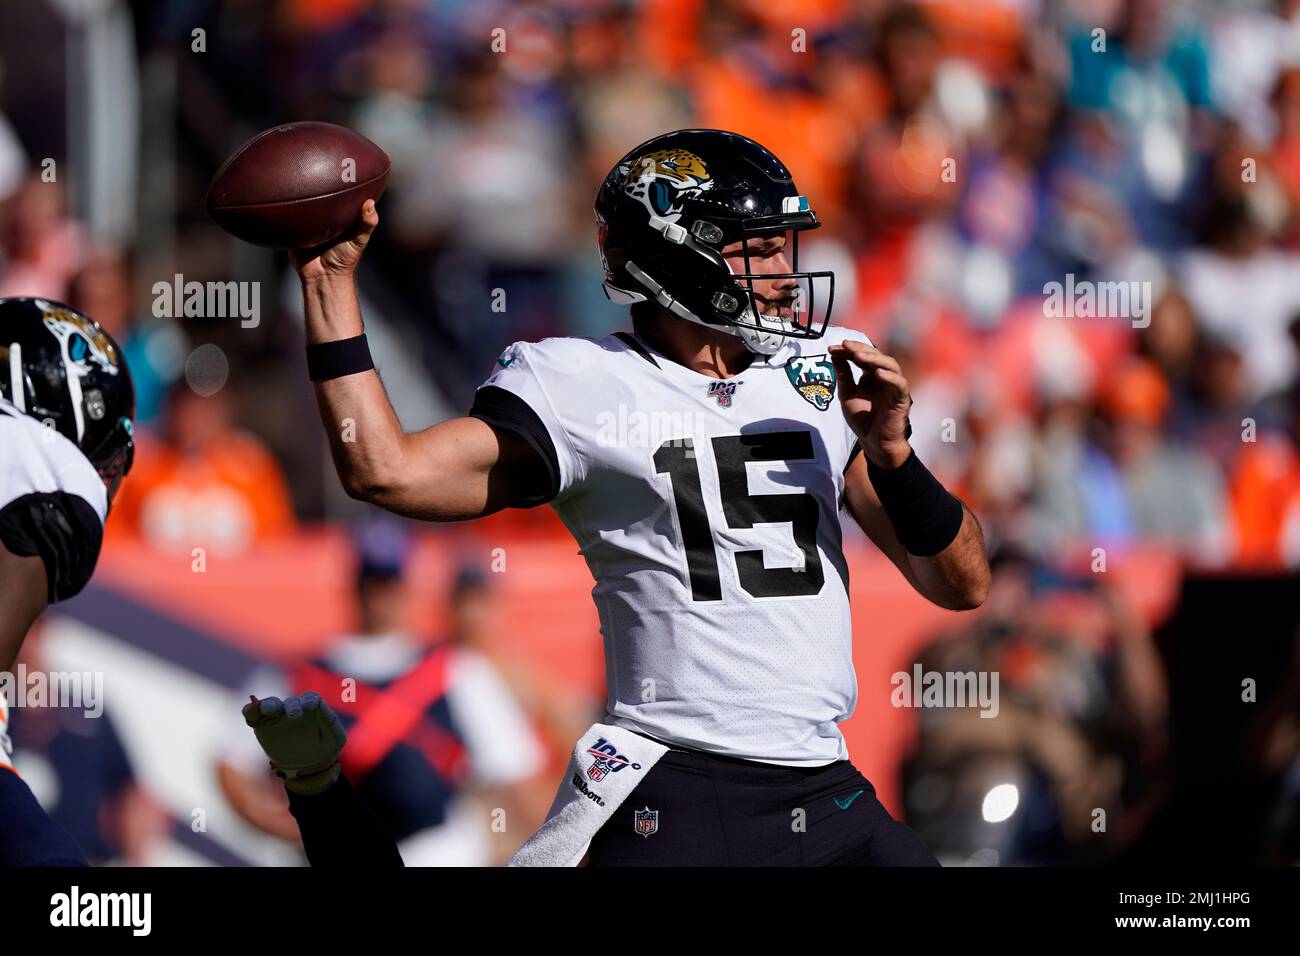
[0,297,135,500]
[595,129,835,354]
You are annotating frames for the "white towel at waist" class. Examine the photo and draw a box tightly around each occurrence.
[508,722,667,867]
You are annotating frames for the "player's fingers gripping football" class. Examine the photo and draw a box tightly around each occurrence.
[243,693,347,794]
[289,199,380,281]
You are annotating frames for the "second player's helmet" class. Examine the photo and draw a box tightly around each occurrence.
[0,297,135,499]
[595,129,835,355]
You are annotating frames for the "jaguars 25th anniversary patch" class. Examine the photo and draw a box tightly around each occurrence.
[785,355,835,411]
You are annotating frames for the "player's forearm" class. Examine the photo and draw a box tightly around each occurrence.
[287,773,404,867]
[904,506,990,611]
[852,449,990,611]
[300,272,364,344]
[299,273,415,504]
[311,372,412,502]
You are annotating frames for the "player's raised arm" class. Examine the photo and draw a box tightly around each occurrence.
[290,202,548,520]
[242,693,403,868]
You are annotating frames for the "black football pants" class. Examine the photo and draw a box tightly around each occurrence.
[585,743,939,867]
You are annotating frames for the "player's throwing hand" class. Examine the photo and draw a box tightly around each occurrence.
[289,200,380,283]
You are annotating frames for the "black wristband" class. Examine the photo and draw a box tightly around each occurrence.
[307,334,374,381]
[866,448,964,557]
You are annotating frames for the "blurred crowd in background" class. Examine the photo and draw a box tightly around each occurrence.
[1,0,1299,866]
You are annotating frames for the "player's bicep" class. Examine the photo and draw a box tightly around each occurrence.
[388,415,554,521]
[842,453,926,595]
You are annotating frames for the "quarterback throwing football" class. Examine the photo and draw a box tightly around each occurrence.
[285,130,989,866]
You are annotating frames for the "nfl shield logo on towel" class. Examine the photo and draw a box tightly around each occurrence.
[634,806,659,838]
[587,757,609,781]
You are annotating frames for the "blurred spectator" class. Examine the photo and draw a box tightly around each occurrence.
[1066,0,1215,126]
[1212,0,1300,144]
[853,2,963,248]
[378,49,577,393]
[0,174,82,300]
[572,3,691,182]
[108,381,296,555]
[692,1,864,233]
[903,551,1168,864]
[955,64,1069,308]
[68,246,185,425]
[218,523,549,866]
[1228,340,1300,568]
[1031,357,1228,561]
[1267,64,1300,244]
[0,67,25,202]
[1180,124,1300,401]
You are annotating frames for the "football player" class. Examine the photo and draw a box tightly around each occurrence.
[0,296,135,866]
[289,129,990,865]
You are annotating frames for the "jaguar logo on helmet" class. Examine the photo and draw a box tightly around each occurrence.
[36,299,123,377]
[620,148,713,223]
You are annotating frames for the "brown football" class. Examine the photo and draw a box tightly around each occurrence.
[206,122,390,249]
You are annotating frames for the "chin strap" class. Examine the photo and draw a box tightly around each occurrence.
[734,316,787,355]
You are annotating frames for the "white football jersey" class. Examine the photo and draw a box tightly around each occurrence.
[473,326,874,766]
[0,397,107,601]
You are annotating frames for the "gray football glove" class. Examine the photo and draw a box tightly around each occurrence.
[242,692,347,795]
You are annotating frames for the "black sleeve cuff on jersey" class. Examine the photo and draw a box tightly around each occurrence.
[468,386,561,507]
[0,492,103,603]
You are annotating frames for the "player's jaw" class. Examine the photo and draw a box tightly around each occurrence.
[723,232,805,322]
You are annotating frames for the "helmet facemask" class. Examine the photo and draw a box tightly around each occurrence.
[709,226,835,355]
[611,223,836,356]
